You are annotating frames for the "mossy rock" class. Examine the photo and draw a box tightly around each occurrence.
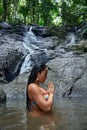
[69,40,87,53]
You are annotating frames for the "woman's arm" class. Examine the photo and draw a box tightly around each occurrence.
[28,84,54,112]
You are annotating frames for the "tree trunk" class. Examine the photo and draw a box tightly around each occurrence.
[3,0,8,21]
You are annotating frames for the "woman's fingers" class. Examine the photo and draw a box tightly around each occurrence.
[47,81,55,94]
[48,82,54,88]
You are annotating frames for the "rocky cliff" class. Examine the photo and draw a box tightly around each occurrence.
[0,22,87,102]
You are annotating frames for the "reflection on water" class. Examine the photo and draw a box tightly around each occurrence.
[0,98,87,130]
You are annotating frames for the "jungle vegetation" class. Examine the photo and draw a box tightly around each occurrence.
[0,0,87,26]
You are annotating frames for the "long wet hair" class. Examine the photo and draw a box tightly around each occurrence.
[26,63,48,111]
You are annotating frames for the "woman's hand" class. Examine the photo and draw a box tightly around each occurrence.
[47,82,55,94]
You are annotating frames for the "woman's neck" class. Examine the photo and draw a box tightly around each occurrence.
[34,80,39,85]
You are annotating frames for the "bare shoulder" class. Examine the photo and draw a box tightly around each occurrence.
[28,83,37,88]
[28,83,40,93]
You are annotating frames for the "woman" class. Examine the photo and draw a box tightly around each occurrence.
[26,63,55,114]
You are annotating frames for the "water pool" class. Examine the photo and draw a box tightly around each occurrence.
[0,98,87,130]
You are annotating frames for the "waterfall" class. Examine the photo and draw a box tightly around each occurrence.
[69,33,75,45]
[19,26,53,75]
[19,54,31,74]
[19,26,39,74]
[23,26,37,52]
[66,33,76,45]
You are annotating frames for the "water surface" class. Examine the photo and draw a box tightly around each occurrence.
[0,98,87,130]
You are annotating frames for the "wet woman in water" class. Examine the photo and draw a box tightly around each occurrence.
[26,63,55,114]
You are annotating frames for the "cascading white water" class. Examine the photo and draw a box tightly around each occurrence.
[19,54,31,74]
[23,26,37,52]
[66,33,76,45]
[19,27,39,74]
[69,33,75,45]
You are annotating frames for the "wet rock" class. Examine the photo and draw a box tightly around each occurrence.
[0,22,12,29]
[0,39,26,82]
[32,26,52,37]
[30,51,53,65]
[47,54,87,98]
[0,89,6,103]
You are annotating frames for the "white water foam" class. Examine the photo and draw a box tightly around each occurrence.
[20,27,37,74]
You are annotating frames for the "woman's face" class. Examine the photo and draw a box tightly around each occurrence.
[37,67,48,83]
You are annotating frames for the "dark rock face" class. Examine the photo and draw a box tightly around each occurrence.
[32,26,52,37]
[0,22,27,83]
[0,42,26,82]
[0,89,6,103]
[30,51,52,65]
[47,55,87,98]
[3,51,25,82]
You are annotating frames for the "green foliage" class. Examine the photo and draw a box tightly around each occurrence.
[0,0,87,26]
[19,5,28,23]
[61,0,87,26]
[0,5,3,18]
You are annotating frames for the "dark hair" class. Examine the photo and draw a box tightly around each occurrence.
[26,63,47,111]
